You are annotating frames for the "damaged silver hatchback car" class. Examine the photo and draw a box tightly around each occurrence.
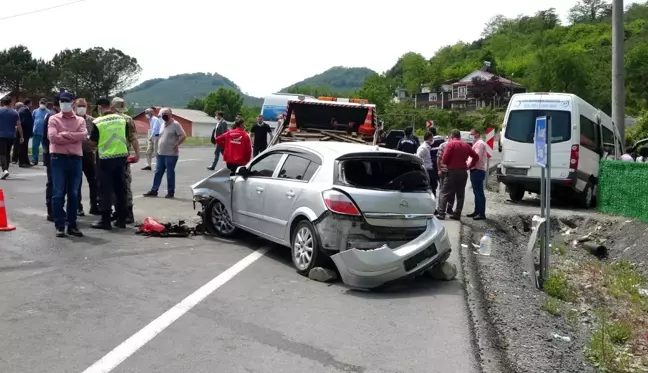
[191,142,452,288]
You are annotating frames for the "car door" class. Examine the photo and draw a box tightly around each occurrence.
[261,154,321,241]
[231,152,285,233]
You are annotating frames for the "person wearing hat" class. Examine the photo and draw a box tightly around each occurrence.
[47,91,87,237]
[90,97,139,229]
[110,97,139,224]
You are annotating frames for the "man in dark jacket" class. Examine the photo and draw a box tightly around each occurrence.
[207,111,228,170]
[396,126,420,154]
[43,94,62,221]
[13,99,33,167]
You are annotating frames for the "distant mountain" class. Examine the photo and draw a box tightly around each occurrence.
[123,72,262,108]
[282,66,376,92]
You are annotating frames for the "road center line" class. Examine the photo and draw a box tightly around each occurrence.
[80,247,269,373]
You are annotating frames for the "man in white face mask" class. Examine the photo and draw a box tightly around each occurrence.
[73,98,99,216]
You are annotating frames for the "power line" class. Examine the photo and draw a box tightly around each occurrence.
[0,0,91,22]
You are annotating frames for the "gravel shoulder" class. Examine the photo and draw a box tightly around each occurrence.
[461,181,648,372]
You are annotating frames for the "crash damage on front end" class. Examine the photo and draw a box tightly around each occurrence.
[314,211,452,289]
[190,168,233,230]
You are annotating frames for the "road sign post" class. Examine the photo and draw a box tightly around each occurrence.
[534,116,551,286]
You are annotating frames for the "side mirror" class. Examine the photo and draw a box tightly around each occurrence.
[236,166,248,177]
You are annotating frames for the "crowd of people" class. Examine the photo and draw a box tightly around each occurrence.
[0,91,192,238]
[393,126,489,221]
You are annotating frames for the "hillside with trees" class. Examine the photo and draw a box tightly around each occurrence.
[123,72,263,108]
[331,0,648,140]
[281,66,376,96]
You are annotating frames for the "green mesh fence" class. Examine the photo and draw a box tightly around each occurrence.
[598,159,648,222]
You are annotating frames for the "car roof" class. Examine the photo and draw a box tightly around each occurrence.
[271,141,402,157]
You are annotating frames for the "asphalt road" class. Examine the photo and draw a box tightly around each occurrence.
[0,147,479,373]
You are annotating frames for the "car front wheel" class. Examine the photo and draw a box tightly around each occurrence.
[291,220,324,276]
[204,198,238,237]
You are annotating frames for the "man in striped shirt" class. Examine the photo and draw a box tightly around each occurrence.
[436,132,454,215]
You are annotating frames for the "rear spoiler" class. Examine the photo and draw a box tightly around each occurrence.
[336,151,423,165]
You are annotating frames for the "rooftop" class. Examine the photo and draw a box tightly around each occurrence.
[274,141,399,156]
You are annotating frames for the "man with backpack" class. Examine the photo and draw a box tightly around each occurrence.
[396,126,419,154]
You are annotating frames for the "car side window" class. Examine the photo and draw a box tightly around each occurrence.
[302,162,320,182]
[278,155,312,181]
[248,153,284,177]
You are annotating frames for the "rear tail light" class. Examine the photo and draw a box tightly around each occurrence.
[569,145,579,171]
[322,190,361,216]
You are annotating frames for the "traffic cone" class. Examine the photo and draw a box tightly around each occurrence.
[359,107,374,135]
[288,112,297,132]
[0,189,16,231]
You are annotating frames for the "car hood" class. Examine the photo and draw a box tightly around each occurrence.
[191,168,233,199]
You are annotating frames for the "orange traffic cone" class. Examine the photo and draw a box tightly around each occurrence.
[0,189,15,231]
[359,107,374,135]
[288,112,297,132]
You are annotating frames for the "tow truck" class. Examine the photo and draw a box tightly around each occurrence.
[269,95,378,146]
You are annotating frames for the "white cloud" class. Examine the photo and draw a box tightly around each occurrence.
[0,0,636,97]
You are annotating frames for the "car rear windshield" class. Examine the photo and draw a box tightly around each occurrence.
[339,158,429,192]
[504,110,572,144]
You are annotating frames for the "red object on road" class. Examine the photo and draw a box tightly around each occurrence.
[0,189,16,232]
[485,127,495,159]
[140,217,165,233]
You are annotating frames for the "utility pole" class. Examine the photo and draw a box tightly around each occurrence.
[612,0,625,144]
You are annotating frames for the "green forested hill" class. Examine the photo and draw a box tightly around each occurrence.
[123,72,262,108]
[282,66,376,94]
[354,1,648,138]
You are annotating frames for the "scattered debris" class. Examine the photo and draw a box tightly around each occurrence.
[427,262,457,281]
[551,333,572,342]
[582,241,608,259]
[136,217,201,237]
[308,267,338,282]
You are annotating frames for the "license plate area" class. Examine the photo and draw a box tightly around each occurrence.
[506,167,528,176]
[404,244,438,272]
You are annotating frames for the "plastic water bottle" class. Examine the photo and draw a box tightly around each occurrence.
[479,233,492,256]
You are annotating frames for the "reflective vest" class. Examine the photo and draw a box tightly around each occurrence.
[94,113,129,159]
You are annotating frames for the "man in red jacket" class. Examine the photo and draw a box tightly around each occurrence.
[436,129,479,221]
[215,119,252,174]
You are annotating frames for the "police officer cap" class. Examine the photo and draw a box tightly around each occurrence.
[57,91,75,103]
[96,97,111,106]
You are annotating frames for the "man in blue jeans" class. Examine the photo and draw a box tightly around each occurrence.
[467,128,488,220]
[31,98,49,165]
[143,108,187,198]
[207,111,228,170]
[47,91,87,237]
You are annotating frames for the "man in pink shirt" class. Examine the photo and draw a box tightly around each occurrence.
[48,91,88,237]
[467,128,488,220]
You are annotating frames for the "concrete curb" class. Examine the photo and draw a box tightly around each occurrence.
[458,223,510,373]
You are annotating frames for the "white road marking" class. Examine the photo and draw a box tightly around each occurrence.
[80,247,269,373]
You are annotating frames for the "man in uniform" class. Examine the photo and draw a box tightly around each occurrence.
[110,97,138,224]
[89,98,140,230]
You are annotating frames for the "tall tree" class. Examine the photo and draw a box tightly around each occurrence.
[202,87,243,120]
[482,15,509,37]
[52,47,141,101]
[358,74,394,113]
[400,52,430,95]
[0,45,36,95]
[568,0,611,23]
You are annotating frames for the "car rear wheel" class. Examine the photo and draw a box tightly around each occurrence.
[205,198,237,237]
[508,185,525,202]
[577,182,595,209]
[291,220,324,276]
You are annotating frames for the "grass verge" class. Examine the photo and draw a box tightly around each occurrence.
[543,252,648,372]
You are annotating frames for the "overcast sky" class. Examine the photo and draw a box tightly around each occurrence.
[0,0,637,97]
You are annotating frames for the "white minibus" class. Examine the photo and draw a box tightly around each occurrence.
[496,93,623,208]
